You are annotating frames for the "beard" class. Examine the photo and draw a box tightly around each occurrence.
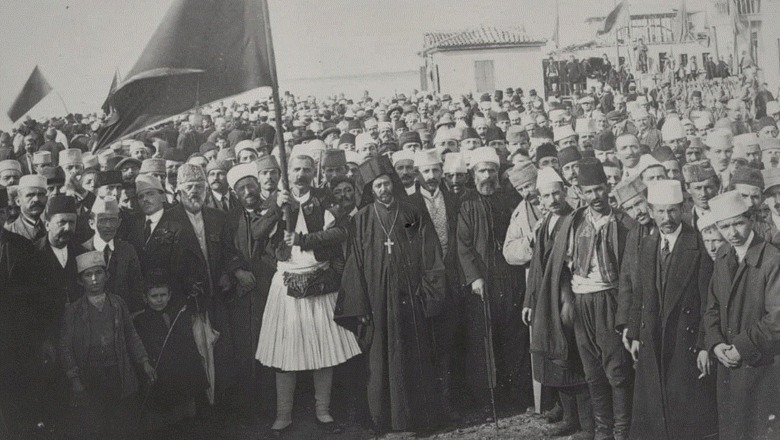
[181,193,204,213]
[476,177,498,195]
[423,179,440,193]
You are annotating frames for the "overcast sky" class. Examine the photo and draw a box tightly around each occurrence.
[0,0,698,127]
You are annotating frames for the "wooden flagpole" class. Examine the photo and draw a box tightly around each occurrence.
[260,0,293,232]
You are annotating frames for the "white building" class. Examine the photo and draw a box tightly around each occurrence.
[420,26,547,96]
[708,0,780,88]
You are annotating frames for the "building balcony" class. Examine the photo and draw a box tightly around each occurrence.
[736,0,761,15]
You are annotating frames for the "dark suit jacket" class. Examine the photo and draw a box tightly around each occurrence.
[127,208,186,298]
[631,222,717,439]
[205,190,241,215]
[166,204,247,304]
[81,238,145,313]
[22,238,86,345]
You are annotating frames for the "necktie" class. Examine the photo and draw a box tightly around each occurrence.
[221,196,229,211]
[34,221,45,241]
[661,237,671,262]
[143,219,152,243]
[103,244,112,266]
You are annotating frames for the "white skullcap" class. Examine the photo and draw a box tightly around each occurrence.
[636,154,664,175]
[575,119,595,135]
[59,149,83,166]
[443,153,467,174]
[646,180,683,205]
[661,117,684,140]
[355,133,377,148]
[234,140,256,156]
[468,146,500,169]
[227,162,259,189]
[414,149,442,168]
[392,150,415,166]
[536,167,563,188]
[18,174,47,190]
[553,126,577,143]
[345,151,361,164]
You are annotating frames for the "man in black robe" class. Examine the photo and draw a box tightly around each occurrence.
[224,162,274,419]
[457,146,531,418]
[524,168,593,439]
[335,156,445,433]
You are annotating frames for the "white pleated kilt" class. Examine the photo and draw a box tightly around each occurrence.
[255,263,361,371]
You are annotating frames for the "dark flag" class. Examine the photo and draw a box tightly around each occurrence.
[97,0,275,148]
[7,66,53,123]
[598,0,627,35]
[101,69,121,115]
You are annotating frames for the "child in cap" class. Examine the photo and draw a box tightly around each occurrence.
[60,250,155,439]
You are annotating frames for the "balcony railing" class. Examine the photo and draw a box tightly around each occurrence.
[736,0,761,15]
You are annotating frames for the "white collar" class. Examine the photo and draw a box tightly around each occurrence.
[212,190,225,201]
[659,223,683,253]
[405,185,417,195]
[349,206,358,218]
[146,209,164,224]
[734,231,755,263]
[185,209,203,223]
[292,189,311,203]
[93,235,114,252]
[421,185,441,200]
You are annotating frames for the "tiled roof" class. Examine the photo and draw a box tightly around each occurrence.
[423,26,547,53]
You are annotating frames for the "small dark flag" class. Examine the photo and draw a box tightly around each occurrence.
[97,0,275,149]
[7,66,53,123]
[598,1,627,35]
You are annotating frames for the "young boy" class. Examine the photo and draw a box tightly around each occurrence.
[133,272,208,439]
[59,250,155,440]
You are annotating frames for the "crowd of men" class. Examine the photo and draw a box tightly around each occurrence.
[1,70,780,440]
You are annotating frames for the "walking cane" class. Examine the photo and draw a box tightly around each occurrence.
[480,289,499,431]
[139,304,189,415]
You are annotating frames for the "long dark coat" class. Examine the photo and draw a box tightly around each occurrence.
[335,199,445,432]
[629,224,717,439]
[703,235,780,439]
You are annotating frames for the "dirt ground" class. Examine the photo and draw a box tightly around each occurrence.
[206,404,554,440]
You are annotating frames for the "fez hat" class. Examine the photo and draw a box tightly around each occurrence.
[731,166,764,189]
[46,195,77,218]
[577,158,608,186]
[321,149,347,168]
[558,147,582,167]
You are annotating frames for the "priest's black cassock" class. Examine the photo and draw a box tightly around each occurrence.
[335,197,445,432]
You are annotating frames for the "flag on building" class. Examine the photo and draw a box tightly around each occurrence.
[97,0,275,148]
[598,0,628,35]
[673,0,692,42]
[7,66,53,123]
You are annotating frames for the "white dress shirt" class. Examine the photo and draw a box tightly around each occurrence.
[51,245,68,268]
[733,231,755,263]
[659,223,683,254]
[145,209,164,235]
